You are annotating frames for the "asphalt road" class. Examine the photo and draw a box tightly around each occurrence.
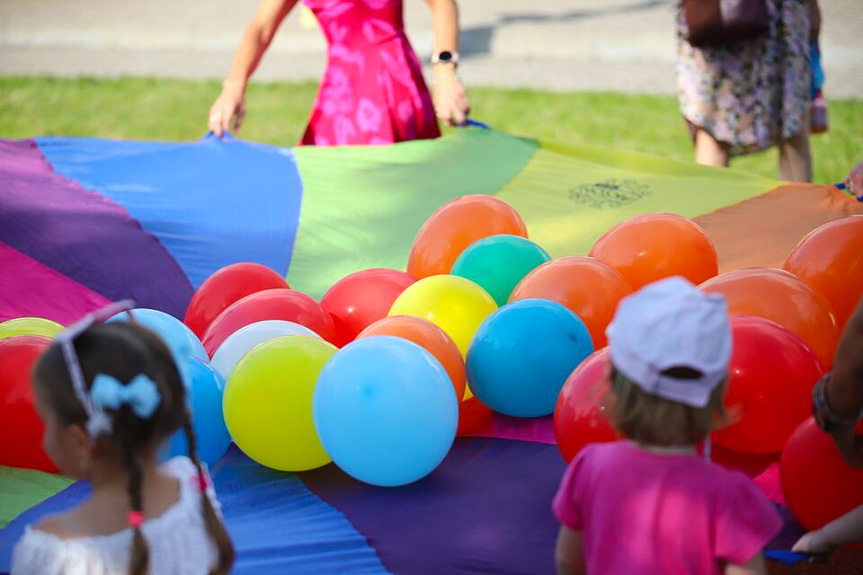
[1,0,860,96]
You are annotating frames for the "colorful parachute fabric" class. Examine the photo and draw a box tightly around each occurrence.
[1,129,861,574]
[3,129,859,322]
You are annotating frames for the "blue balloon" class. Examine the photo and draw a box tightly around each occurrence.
[164,356,231,467]
[466,299,593,417]
[109,308,207,361]
[313,336,458,487]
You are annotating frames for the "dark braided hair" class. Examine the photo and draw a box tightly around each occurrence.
[32,321,234,574]
[181,411,235,574]
[119,416,149,575]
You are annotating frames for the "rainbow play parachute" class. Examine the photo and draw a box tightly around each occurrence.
[1,129,860,573]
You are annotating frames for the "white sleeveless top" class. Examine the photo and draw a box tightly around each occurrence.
[11,457,222,575]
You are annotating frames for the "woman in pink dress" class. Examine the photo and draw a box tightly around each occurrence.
[208,0,469,146]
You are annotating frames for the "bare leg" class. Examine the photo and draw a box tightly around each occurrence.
[694,128,730,168]
[779,123,813,182]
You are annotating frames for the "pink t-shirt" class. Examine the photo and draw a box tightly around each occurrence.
[553,441,781,575]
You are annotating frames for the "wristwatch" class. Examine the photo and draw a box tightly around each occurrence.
[431,51,459,66]
[812,372,863,433]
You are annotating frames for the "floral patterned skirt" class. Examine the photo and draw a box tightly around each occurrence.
[676,0,811,156]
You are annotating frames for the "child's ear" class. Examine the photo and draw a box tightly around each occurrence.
[66,423,94,473]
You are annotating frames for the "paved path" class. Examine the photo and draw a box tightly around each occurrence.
[1,0,860,96]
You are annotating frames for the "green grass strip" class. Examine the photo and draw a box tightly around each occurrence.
[1,78,859,185]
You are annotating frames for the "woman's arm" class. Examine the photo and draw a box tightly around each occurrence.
[808,0,821,42]
[426,0,470,126]
[830,298,863,420]
[208,0,298,136]
[428,0,458,60]
[817,297,863,466]
[794,504,863,552]
[555,526,586,575]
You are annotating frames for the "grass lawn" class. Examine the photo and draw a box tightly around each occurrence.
[1,76,860,185]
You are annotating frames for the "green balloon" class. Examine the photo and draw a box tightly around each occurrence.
[451,235,551,306]
[0,317,64,341]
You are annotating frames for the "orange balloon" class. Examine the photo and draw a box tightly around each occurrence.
[408,195,528,279]
[700,268,839,370]
[509,256,632,349]
[589,212,718,290]
[783,215,863,331]
[358,315,466,402]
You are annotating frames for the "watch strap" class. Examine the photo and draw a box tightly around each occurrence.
[432,51,459,65]
[813,372,863,432]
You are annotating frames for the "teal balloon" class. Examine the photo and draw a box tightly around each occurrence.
[451,235,551,306]
[313,336,458,487]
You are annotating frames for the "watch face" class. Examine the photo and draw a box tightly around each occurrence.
[437,51,453,63]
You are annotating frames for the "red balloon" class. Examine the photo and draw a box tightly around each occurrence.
[712,316,822,454]
[408,195,528,279]
[781,417,863,530]
[321,268,416,347]
[0,336,55,472]
[783,215,863,332]
[202,289,337,356]
[709,445,778,479]
[589,213,718,290]
[554,348,617,463]
[456,397,495,437]
[510,256,632,349]
[184,263,289,339]
[700,268,839,370]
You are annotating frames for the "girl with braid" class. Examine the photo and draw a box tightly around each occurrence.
[11,301,235,575]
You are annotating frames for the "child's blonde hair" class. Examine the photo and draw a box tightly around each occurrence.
[605,364,728,447]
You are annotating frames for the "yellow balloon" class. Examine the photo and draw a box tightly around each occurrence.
[0,317,64,341]
[223,335,337,472]
[389,275,497,358]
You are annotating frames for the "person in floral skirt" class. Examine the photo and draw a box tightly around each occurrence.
[676,0,818,182]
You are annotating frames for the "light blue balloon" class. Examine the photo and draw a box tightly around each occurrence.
[466,299,593,417]
[164,356,231,467]
[313,336,458,487]
[109,308,208,362]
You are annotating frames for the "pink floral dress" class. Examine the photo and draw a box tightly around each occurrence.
[300,0,441,146]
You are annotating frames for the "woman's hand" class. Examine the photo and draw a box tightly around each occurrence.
[432,65,470,126]
[845,161,863,201]
[208,0,297,137]
[793,530,833,554]
[208,82,247,137]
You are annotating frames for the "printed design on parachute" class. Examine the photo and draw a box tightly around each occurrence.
[568,179,651,208]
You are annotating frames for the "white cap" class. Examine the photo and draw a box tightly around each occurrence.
[606,276,732,408]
